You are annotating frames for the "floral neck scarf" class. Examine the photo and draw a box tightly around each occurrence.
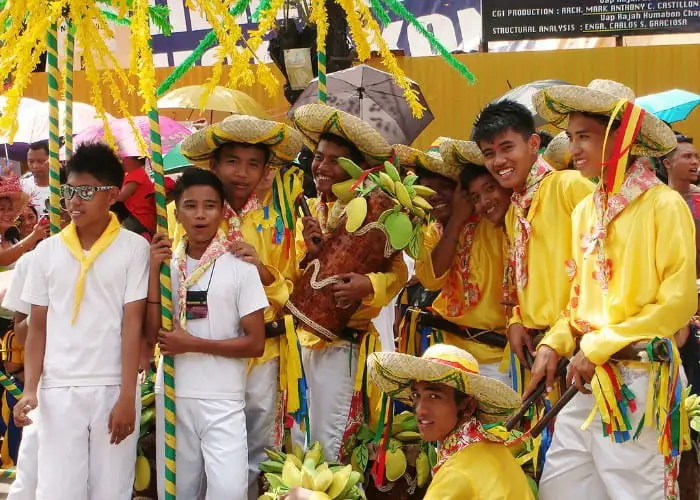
[433,418,502,474]
[584,161,660,292]
[444,218,481,316]
[223,194,260,242]
[510,157,554,291]
[174,229,231,327]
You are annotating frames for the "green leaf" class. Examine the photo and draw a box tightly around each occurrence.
[691,417,700,433]
[403,174,418,187]
[352,443,369,472]
[357,424,375,443]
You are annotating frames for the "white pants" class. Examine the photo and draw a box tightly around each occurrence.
[156,396,247,500]
[37,385,139,500]
[302,343,358,462]
[245,358,281,500]
[539,366,667,500]
[7,408,39,500]
[479,361,512,388]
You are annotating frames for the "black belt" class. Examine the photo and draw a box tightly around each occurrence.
[265,320,364,344]
[416,311,508,349]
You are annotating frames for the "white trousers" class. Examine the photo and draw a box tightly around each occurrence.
[7,408,39,500]
[245,358,281,500]
[479,361,512,388]
[156,395,247,500]
[302,343,358,462]
[539,366,667,500]
[37,385,139,500]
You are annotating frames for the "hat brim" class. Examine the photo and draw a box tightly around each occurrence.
[292,104,392,166]
[368,352,520,424]
[533,86,677,157]
[180,115,303,168]
[393,144,460,181]
[439,139,485,168]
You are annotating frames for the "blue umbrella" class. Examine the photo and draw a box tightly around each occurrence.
[636,89,700,124]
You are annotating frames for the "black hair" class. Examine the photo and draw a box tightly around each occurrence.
[538,131,554,150]
[459,164,492,192]
[318,132,364,166]
[173,167,225,207]
[213,142,271,166]
[66,142,124,187]
[472,100,536,144]
[28,140,49,155]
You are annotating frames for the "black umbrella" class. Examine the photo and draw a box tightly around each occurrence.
[494,79,571,128]
[288,64,434,146]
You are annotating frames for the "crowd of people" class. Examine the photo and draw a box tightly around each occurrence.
[0,77,695,500]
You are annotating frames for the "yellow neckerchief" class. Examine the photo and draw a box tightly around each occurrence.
[60,213,121,324]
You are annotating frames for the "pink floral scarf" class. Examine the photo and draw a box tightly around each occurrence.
[444,218,481,316]
[510,157,554,291]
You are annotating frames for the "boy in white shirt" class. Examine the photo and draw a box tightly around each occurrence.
[14,143,149,500]
[146,167,267,500]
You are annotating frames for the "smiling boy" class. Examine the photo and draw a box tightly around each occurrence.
[472,101,594,370]
[15,143,148,500]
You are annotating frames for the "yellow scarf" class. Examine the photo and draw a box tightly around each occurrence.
[60,213,121,324]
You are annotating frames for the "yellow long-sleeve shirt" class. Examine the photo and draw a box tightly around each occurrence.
[414,220,507,364]
[294,197,408,349]
[167,198,297,365]
[425,441,535,500]
[506,170,594,331]
[542,184,697,364]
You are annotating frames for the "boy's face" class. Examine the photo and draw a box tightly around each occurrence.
[566,112,618,179]
[467,173,512,226]
[312,139,353,199]
[479,128,540,192]
[411,381,472,442]
[664,142,700,184]
[65,172,118,229]
[417,173,456,226]
[175,185,223,246]
[211,144,268,204]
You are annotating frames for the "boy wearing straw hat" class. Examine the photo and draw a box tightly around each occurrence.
[528,79,695,499]
[290,103,408,463]
[147,168,268,499]
[176,114,305,499]
[394,138,512,387]
[472,101,594,373]
[14,143,148,500]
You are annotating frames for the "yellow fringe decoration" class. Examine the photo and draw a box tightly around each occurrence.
[336,0,371,62]
[310,0,329,61]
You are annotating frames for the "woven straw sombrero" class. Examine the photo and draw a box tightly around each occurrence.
[439,138,485,168]
[180,114,303,168]
[394,137,461,181]
[532,79,676,157]
[368,344,520,424]
[291,103,392,166]
[543,132,571,171]
[0,176,30,223]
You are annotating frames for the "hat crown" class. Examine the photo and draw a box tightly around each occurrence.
[588,79,636,102]
[421,344,480,376]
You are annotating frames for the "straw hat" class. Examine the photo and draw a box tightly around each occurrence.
[439,139,485,168]
[542,132,571,171]
[291,103,392,166]
[180,114,303,168]
[0,176,30,223]
[532,79,677,157]
[394,137,462,181]
[368,344,521,424]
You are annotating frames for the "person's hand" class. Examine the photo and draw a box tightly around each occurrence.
[281,488,316,500]
[302,217,323,257]
[150,232,172,267]
[158,322,193,356]
[333,273,373,309]
[31,221,50,242]
[567,350,596,394]
[108,393,136,445]
[507,323,536,367]
[450,179,475,226]
[231,241,261,267]
[13,391,38,427]
[523,345,561,398]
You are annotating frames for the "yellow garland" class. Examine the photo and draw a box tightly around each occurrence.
[335,0,371,61]
[239,0,283,97]
[309,0,328,55]
[354,0,425,118]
